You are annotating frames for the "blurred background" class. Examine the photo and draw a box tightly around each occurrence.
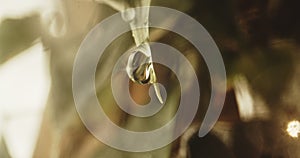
[0,1,51,158]
[0,0,300,158]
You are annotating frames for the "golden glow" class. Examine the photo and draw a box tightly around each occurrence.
[287,120,300,138]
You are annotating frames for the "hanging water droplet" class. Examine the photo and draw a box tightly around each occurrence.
[122,5,164,103]
[126,48,156,84]
[125,44,164,103]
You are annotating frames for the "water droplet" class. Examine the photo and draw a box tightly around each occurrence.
[125,44,164,103]
[122,5,163,103]
[126,49,156,84]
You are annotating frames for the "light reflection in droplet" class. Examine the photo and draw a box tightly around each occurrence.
[125,43,164,104]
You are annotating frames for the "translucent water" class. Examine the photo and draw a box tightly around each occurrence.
[122,5,163,104]
[126,44,157,84]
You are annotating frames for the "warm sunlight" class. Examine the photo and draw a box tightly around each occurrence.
[287,120,300,138]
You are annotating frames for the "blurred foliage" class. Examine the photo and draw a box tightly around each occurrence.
[0,14,41,64]
[0,137,10,158]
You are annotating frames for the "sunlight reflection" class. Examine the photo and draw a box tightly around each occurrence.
[287,120,300,138]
